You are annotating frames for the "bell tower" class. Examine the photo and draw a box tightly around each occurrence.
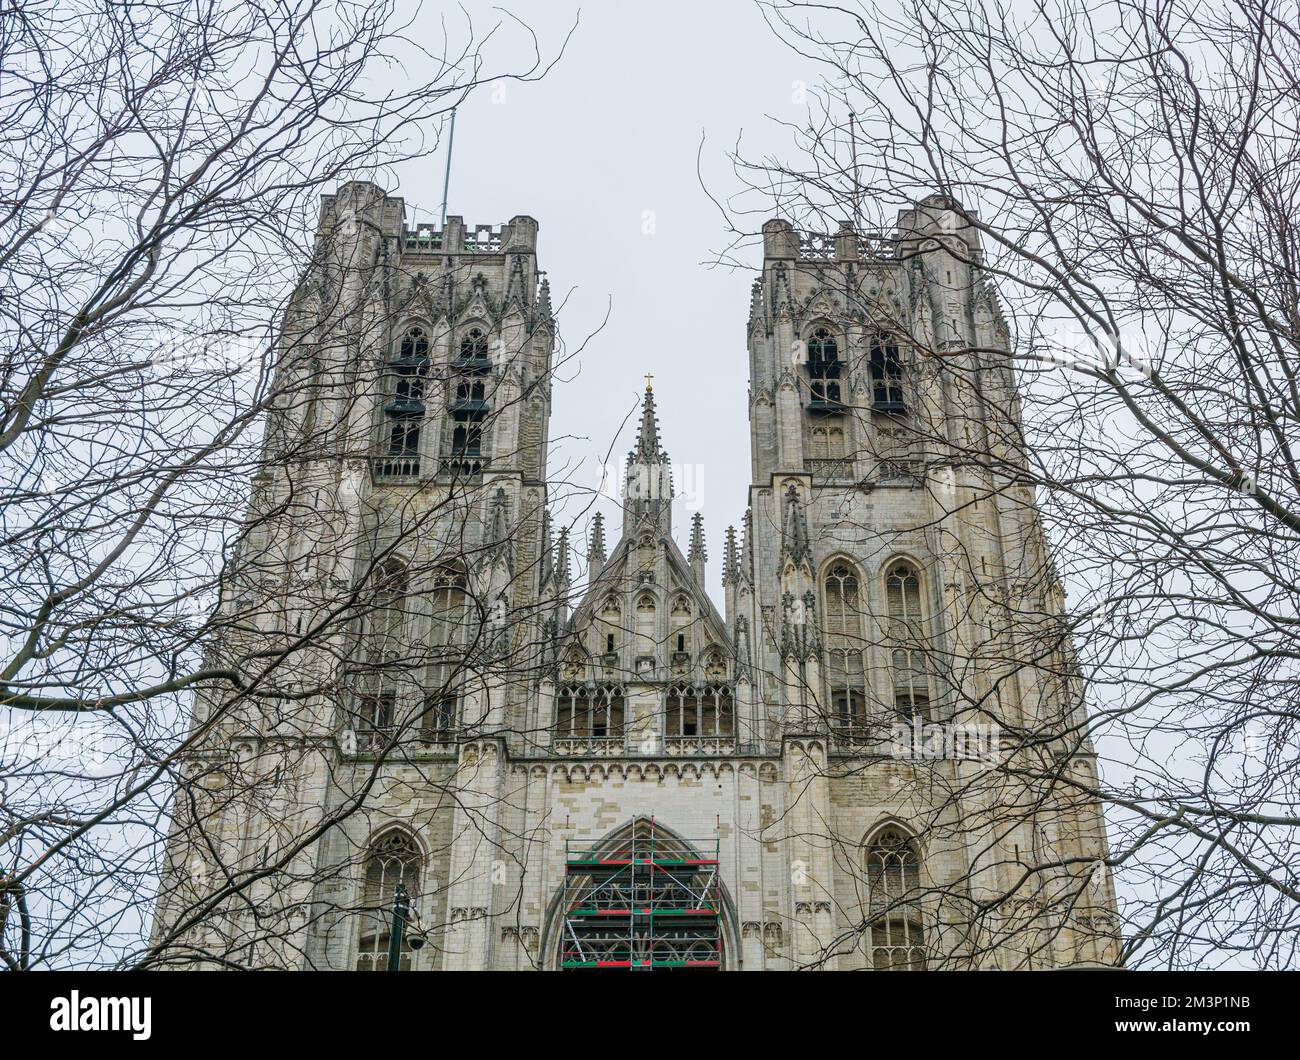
[729,196,1119,968]
[151,182,565,969]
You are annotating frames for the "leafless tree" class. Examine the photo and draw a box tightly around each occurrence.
[11,0,1293,976]
[0,0,586,970]
[714,0,1300,968]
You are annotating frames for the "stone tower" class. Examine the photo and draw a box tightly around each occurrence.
[151,186,1120,971]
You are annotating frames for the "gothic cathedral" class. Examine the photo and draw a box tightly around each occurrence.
[152,182,1120,970]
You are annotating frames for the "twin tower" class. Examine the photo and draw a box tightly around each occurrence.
[152,182,1120,970]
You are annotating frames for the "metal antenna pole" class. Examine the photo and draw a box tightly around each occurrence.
[439,107,457,229]
[849,110,862,231]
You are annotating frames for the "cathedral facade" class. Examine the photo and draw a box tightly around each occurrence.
[151,181,1120,970]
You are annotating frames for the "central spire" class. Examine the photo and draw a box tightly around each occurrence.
[632,378,664,464]
[624,378,673,532]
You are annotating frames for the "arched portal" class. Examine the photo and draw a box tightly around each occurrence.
[546,817,737,971]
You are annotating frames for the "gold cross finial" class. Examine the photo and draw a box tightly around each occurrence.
[644,372,654,392]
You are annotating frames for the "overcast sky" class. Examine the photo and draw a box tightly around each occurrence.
[384,1,811,601]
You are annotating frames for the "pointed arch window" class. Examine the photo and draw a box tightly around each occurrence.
[807,326,842,409]
[452,377,487,414]
[811,425,828,460]
[356,830,422,970]
[427,566,469,650]
[450,416,483,457]
[823,562,866,736]
[870,336,905,411]
[423,566,468,738]
[598,598,621,659]
[635,595,656,661]
[886,562,923,629]
[670,595,692,659]
[809,425,846,461]
[865,828,925,970]
[379,328,430,476]
[457,326,490,364]
[353,559,409,742]
[886,562,931,721]
[447,328,491,474]
[299,356,323,444]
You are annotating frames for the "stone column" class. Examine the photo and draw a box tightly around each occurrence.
[441,738,505,969]
[783,736,838,969]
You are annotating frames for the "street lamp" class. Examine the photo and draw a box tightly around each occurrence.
[386,883,410,972]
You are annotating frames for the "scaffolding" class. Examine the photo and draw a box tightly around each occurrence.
[560,819,723,970]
